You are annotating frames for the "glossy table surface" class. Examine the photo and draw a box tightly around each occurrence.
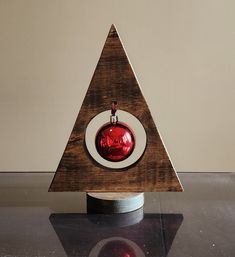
[0,173,235,257]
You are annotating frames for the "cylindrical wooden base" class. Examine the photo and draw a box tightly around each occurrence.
[87,192,144,214]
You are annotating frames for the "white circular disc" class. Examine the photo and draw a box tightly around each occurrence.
[85,110,147,169]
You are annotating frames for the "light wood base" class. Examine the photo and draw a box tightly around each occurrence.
[87,192,144,214]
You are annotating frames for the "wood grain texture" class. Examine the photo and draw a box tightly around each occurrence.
[49,24,183,192]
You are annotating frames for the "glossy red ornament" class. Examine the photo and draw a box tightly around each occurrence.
[96,123,135,162]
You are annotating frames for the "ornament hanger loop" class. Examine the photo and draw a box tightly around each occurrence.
[111,100,117,115]
[110,100,118,124]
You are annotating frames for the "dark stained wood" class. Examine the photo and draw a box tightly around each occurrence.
[49,24,183,192]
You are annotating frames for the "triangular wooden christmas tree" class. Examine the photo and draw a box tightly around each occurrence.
[49,25,183,192]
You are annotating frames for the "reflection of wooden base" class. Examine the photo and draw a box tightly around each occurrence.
[87,193,144,214]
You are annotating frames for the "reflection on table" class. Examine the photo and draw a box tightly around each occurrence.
[50,208,183,257]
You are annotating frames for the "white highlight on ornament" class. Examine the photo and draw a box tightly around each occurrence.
[85,110,147,169]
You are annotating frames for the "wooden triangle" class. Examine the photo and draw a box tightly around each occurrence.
[49,25,183,192]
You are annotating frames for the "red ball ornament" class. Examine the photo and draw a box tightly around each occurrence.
[96,123,135,162]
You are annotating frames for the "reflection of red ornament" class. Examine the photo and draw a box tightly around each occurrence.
[98,240,136,257]
[96,123,135,162]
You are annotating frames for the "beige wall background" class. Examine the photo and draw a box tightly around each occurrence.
[0,0,234,172]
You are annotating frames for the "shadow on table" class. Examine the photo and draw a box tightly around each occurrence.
[49,208,183,257]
